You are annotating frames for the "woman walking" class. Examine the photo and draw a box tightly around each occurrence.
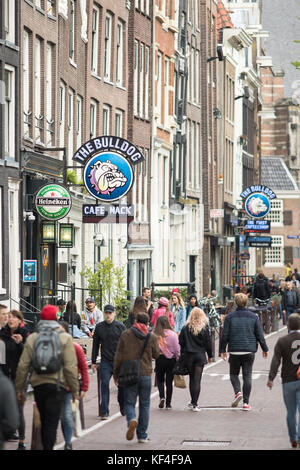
[185,294,199,321]
[154,316,180,410]
[127,296,148,328]
[0,310,29,449]
[151,297,174,328]
[170,292,186,334]
[179,307,212,412]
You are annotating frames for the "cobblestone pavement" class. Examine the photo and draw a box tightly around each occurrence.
[4,324,299,453]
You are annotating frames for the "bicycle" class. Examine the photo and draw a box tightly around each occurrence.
[254,297,271,333]
[198,297,222,337]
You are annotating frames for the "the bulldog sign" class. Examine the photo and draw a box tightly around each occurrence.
[73,136,145,203]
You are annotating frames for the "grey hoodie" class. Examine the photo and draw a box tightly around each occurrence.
[81,306,103,334]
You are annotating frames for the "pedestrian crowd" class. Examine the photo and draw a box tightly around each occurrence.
[0,281,299,450]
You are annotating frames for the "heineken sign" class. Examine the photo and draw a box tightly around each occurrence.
[35,184,72,221]
[73,136,144,204]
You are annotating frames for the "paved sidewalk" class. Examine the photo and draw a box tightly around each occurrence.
[4,325,298,451]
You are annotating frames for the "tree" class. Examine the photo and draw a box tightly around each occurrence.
[81,256,131,323]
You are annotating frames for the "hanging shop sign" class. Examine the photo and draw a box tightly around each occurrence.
[244,219,271,233]
[247,236,272,247]
[73,136,144,204]
[23,260,37,282]
[82,204,135,224]
[35,184,72,221]
[240,185,276,219]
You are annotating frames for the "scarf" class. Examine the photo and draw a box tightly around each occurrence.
[134,322,149,336]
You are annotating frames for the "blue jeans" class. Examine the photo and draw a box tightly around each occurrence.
[60,391,73,445]
[282,381,300,443]
[100,360,124,416]
[124,375,152,440]
[286,306,296,320]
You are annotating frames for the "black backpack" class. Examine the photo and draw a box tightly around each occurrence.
[32,324,62,374]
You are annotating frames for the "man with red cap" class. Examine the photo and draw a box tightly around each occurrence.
[15,304,79,450]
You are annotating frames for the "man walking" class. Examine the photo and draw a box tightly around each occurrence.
[220,293,268,410]
[91,304,126,419]
[267,313,300,448]
[282,281,300,321]
[113,312,160,443]
[81,297,103,338]
[15,305,79,450]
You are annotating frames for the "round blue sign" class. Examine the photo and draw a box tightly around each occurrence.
[245,193,271,219]
[83,152,134,202]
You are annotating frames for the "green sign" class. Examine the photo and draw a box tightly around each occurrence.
[35,184,72,221]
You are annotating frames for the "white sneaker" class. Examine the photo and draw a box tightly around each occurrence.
[242,403,251,411]
[231,392,243,408]
[187,403,193,409]
[192,405,201,412]
[138,437,150,443]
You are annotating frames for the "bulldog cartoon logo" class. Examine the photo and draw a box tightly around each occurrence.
[84,152,134,202]
[88,160,127,195]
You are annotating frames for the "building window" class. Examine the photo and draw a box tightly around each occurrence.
[59,81,66,146]
[4,0,15,43]
[76,95,83,150]
[115,109,124,137]
[91,4,100,75]
[269,200,283,225]
[139,43,144,118]
[116,21,124,86]
[68,89,74,164]
[102,105,111,134]
[104,13,113,81]
[264,236,284,266]
[157,52,162,124]
[69,0,76,62]
[164,57,169,126]
[46,43,54,146]
[35,37,44,144]
[90,99,98,138]
[145,46,150,119]
[134,41,139,116]
[23,30,32,139]
[4,66,15,158]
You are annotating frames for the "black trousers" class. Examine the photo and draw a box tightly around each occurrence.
[155,355,176,406]
[229,353,255,404]
[33,383,66,450]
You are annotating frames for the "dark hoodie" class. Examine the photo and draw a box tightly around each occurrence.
[185,295,199,321]
[0,324,29,381]
[113,323,161,380]
[0,369,19,449]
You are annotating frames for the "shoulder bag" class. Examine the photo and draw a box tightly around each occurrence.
[118,333,150,387]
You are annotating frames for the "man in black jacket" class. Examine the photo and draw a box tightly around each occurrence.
[220,293,268,411]
[91,304,126,419]
[267,314,300,448]
[282,282,300,321]
[252,272,271,301]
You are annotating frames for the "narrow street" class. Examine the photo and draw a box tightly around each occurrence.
[5,325,297,454]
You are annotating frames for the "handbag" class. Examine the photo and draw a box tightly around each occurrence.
[71,399,83,438]
[173,354,189,376]
[118,333,150,387]
[174,374,187,389]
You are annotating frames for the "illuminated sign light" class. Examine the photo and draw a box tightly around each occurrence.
[244,220,270,233]
[82,204,135,224]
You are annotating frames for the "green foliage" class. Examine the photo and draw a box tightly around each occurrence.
[80,256,131,323]
[291,61,300,70]
[67,170,78,184]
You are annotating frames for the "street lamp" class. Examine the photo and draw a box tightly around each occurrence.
[59,223,74,248]
[41,221,57,244]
